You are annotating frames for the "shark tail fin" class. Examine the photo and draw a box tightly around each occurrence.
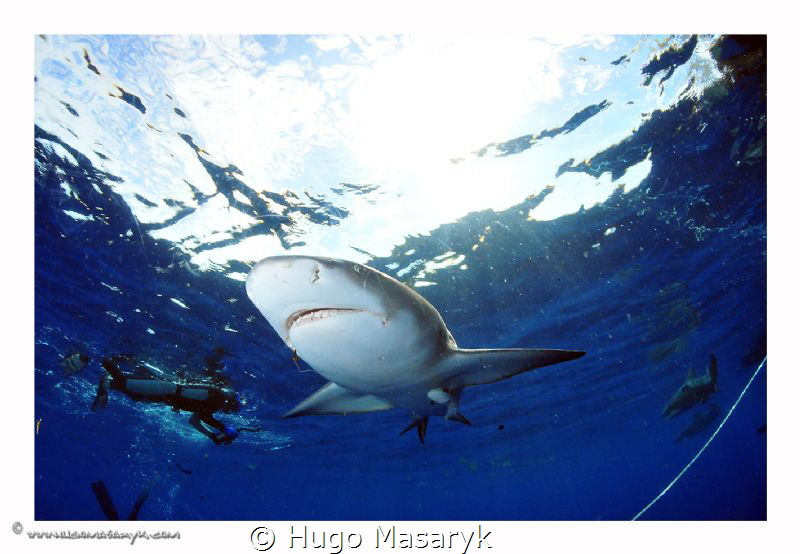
[283,382,393,418]
[447,348,585,388]
[400,417,429,443]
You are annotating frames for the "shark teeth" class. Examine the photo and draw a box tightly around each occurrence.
[288,308,361,329]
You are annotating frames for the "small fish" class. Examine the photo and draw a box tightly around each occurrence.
[61,352,90,376]
[36,418,42,435]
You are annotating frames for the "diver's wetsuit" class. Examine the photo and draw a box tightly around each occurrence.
[92,356,240,444]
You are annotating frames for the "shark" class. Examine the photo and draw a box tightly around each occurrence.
[245,255,585,442]
[663,354,718,419]
[675,403,721,442]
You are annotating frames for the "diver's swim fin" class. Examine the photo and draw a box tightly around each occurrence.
[91,374,111,411]
[91,480,120,520]
[91,386,108,411]
[127,476,160,520]
[91,477,158,521]
[127,489,150,521]
[91,391,108,411]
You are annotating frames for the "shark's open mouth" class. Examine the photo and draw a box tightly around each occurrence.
[287,308,363,329]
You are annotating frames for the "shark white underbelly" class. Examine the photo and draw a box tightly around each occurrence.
[246,255,584,442]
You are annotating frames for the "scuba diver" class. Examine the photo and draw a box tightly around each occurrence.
[91,354,241,445]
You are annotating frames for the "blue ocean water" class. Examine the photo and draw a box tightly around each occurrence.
[34,35,766,520]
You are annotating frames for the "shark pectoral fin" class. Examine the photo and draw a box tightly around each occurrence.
[283,382,393,418]
[448,348,585,387]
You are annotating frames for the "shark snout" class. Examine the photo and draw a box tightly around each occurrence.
[247,256,388,340]
[248,256,318,285]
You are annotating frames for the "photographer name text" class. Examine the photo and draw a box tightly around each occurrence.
[287,525,491,554]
